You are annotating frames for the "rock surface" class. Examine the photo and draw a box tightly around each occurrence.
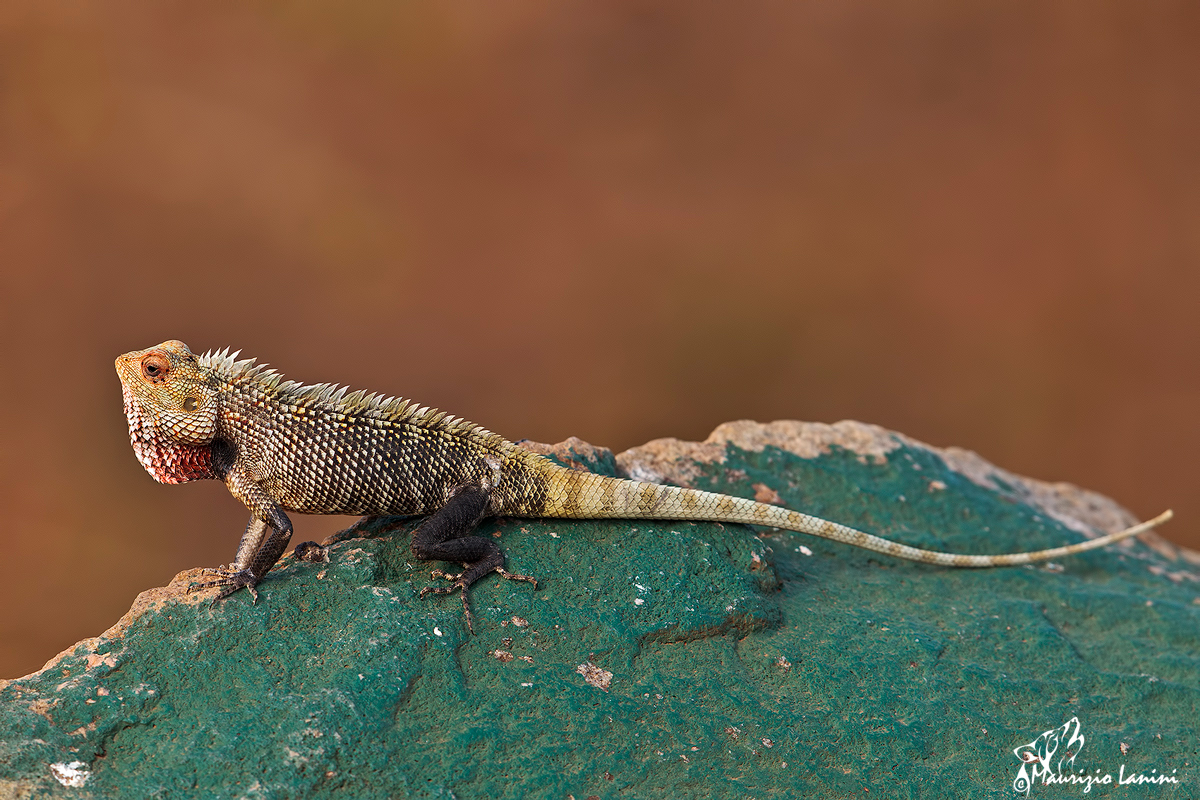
[1,420,1196,799]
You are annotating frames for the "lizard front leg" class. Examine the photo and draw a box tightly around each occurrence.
[413,485,537,632]
[190,466,293,604]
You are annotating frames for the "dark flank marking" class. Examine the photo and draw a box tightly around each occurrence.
[210,437,237,480]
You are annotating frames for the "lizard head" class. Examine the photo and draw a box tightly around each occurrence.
[116,340,220,483]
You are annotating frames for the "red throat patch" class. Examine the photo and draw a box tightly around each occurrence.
[122,385,215,484]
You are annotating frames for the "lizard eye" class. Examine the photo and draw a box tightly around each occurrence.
[182,397,199,412]
[142,354,171,383]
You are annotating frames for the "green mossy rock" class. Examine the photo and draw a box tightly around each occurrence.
[1,421,1196,799]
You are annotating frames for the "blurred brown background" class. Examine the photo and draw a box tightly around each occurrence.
[1,1,1197,678]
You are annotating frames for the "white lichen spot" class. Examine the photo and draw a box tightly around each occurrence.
[85,653,118,671]
[50,761,90,787]
[762,738,773,748]
[433,627,442,637]
[928,480,947,492]
[521,682,533,687]
[511,616,529,627]
[492,650,514,663]
[519,655,534,664]
[549,532,560,538]
[576,662,613,691]
[798,545,813,556]
[634,598,645,606]
[776,656,792,670]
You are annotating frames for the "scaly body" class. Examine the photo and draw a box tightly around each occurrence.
[116,341,1172,630]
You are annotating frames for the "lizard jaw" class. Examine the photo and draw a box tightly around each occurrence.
[122,383,216,484]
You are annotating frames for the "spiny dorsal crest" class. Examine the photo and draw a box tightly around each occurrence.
[198,348,502,445]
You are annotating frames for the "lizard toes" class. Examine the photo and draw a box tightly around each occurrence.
[188,566,236,589]
[496,567,539,590]
[212,582,259,605]
[419,583,463,599]
[187,569,260,605]
[418,579,476,633]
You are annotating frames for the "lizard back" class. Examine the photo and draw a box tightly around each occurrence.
[199,349,553,518]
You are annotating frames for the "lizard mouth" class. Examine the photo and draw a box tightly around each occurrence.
[115,353,141,387]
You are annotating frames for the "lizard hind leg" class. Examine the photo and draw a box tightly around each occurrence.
[412,485,538,632]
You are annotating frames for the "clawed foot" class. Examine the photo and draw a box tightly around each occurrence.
[419,569,475,631]
[187,567,260,604]
[419,567,539,633]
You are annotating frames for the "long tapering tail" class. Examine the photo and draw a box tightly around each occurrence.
[530,468,1172,567]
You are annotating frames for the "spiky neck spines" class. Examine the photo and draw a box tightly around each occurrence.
[198,348,508,449]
